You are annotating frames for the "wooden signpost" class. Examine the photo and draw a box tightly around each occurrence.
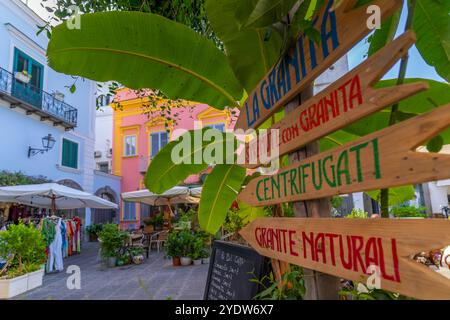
[235,0,403,131]
[244,31,428,167]
[238,103,450,206]
[239,218,450,300]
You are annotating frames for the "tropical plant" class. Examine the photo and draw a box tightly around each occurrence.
[0,222,46,278]
[252,265,305,300]
[46,0,450,231]
[390,205,428,218]
[98,224,128,258]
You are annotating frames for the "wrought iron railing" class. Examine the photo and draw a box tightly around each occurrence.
[0,66,77,126]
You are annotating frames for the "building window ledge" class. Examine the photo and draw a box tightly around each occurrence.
[56,164,82,174]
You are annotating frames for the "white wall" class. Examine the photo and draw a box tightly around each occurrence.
[428,181,449,214]
[95,106,113,171]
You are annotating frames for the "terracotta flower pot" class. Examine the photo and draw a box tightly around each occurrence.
[172,256,181,266]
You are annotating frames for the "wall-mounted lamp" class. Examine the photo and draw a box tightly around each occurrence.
[28,134,56,158]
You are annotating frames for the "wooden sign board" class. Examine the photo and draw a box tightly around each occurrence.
[203,240,269,300]
[240,218,450,299]
[235,0,403,130]
[244,31,428,167]
[238,103,450,206]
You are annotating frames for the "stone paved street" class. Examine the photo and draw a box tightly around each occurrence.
[15,242,209,300]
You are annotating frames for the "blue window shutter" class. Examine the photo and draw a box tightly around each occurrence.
[161,132,168,148]
[123,201,136,220]
[151,133,159,158]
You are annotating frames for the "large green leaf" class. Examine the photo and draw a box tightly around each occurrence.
[366,185,415,207]
[413,0,450,82]
[199,165,247,234]
[237,201,266,224]
[367,9,401,56]
[145,129,237,194]
[238,0,298,29]
[47,11,243,109]
[205,0,283,93]
[320,130,361,152]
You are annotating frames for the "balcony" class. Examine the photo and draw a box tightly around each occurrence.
[0,66,77,130]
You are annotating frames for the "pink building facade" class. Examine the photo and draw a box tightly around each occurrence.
[112,89,237,229]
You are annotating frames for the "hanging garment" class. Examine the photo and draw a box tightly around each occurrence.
[47,218,64,273]
[71,220,77,253]
[73,217,82,253]
[61,220,67,258]
[66,221,73,256]
[41,218,56,247]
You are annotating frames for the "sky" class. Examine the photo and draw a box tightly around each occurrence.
[347,2,446,82]
[23,0,446,84]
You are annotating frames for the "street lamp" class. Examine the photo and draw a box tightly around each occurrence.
[28,134,56,158]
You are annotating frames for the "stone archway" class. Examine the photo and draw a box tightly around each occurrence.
[92,186,119,224]
[57,179,83,191]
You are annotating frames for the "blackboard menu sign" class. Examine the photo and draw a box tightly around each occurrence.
[203,240,268,300]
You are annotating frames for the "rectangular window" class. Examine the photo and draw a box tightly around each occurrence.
[206,123,225,132]
[12,48,44,108]
[124,135,137,157]
[98,162,109,173]
[123,201,136,221]
[61,138,79,169]
[13,48,43,89]
[150,131,168,159]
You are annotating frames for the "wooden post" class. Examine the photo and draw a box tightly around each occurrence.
[285,85,340,300]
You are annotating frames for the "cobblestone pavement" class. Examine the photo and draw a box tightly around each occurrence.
[15,242,208,300]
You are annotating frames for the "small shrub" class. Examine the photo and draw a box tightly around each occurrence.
[0,222,46,278]
[390,205,427,218]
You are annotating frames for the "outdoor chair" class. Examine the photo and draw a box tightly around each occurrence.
[149,230,168,253]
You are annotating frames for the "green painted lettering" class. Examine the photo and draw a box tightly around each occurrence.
[311,159,323,190]
[337,150,351,186]
[349,142,369,183]
[322,155,336,187]
[290,168,299,195]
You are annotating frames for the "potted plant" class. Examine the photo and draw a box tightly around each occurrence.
[152,213,164,231]
[14,70,31,84]
[129,247,145,265]
[165,230,182,266]
[178,230,194,266]
[142,217,154,233]
[0,222,46,298]
[201,248,210,264]
[85,224,102,242]
[190,236,204,266]
[98,224,127,268]
[53,91,65,101]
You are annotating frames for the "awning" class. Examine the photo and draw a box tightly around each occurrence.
[121,186,201,206]
[0,183,118,210]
